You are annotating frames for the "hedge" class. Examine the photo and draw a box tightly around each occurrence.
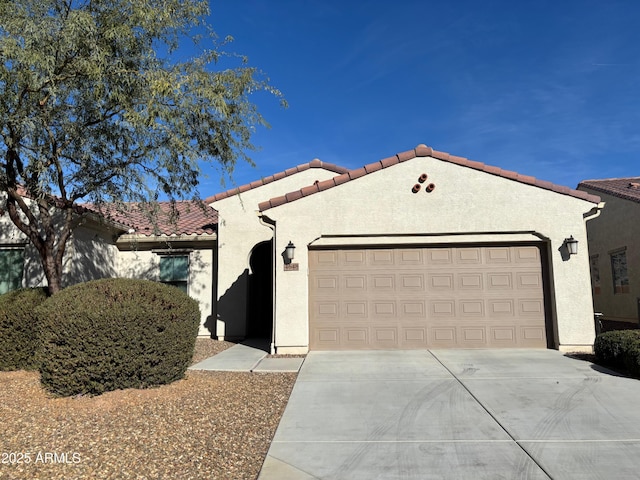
[0,288,49,370]
[36,278,200,396]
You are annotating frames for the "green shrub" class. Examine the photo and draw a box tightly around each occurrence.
[594,330,640,369]
[623,341,640,378]
[0,288,49,371]
[36,278,200,396]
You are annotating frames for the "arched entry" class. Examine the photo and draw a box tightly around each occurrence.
[247,240,273,339]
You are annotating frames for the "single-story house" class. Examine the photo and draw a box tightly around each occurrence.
[578,177,640,325]
[1,144,603,352]
[211,144,601,353]
[0,200,218,335]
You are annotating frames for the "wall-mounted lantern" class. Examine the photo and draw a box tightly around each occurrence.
[564,236,578,255]
[284,241,296,263]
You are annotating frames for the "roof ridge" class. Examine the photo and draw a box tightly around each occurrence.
[205,159,349,203]
[579,176,640,183]
[258,144,601,211]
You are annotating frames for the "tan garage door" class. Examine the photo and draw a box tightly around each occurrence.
[309,245,547,350]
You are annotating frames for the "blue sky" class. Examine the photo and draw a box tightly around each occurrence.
[197,0,640,194]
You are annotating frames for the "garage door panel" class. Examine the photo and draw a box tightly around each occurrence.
[430,300,456,316]
[457,248,482,263]
[370,250,394,265]
[401,301,426,316]
[309,245,547,350]
[516,271,542,289]
[371,275,395,290]
[427,249,453,264]
[399,249,423,264]
[486,247,511,263]
[459,273,483,289]
[344,275,366,290]
[401,274,426,290]
[514,246,540,263]
[428,274,453,290]
[488,299,515,316]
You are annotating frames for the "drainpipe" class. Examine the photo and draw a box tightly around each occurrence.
[583,202,605,222]
[584,202,605,339]
[258,213,277,354]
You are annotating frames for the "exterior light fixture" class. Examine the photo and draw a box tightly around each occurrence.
[284,241,296,262]
[564,236,578,255]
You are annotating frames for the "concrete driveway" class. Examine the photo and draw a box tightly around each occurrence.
[259,349,640,479]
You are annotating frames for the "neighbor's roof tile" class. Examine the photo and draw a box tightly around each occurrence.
[578,177,640,204]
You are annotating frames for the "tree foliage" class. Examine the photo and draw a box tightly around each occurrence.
[0,0,283,293]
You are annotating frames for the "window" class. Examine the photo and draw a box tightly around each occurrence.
[610,250,629,294]
[590,255,601,295]
[0,248,25,295]
[159,255,189,293]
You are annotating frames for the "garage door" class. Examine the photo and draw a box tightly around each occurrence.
[308,245,547,350]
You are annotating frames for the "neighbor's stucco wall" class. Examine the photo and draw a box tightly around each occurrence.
[0,213,119,289]
[579,190,640,323]
[117,246,215,336]
[264,156,599,353]
[65,223,119,285]
[210,167,342,340]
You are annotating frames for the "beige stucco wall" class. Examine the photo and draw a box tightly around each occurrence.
[579,190,640,322]
[263,156,600,353]
[116,245,215,336]
[210,167,343,340]
[0,214,119,288]
[66,223,119,285]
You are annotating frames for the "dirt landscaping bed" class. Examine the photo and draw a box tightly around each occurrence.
[0,338,297,480]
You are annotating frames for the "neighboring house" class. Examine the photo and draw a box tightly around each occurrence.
[578,177,640,325]
[0,200,218,335]
[1,143,603,353]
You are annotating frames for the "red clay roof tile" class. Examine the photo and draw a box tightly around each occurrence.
[300,184,319,197]
[258,144,601,211]
[397,150,415,162]
[348,167,367,180]
[364,161,383,174]
[333,173,351,186]
[317,178,336,191]
[285,190,303,202]
[380,155,399,168]
[414,144,433,157]
[204,159,348,203]
[94,201,218,236]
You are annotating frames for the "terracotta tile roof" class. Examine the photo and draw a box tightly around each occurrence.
[90,201,218,236]
[258,144,602,211]
[578,177,640,204]
[204,159,349,203]
[6,187,218,236]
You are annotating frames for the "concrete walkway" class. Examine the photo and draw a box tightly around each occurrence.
[259,349,640,479]
[189,340,304,373]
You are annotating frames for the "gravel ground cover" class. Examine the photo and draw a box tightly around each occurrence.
[0,339,297,480]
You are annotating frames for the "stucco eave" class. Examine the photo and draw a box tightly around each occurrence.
[116,233,216,251]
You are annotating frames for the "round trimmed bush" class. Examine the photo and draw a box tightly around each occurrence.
[36,278,200,396]
[594,330,640,368]
[0,288,49,371]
